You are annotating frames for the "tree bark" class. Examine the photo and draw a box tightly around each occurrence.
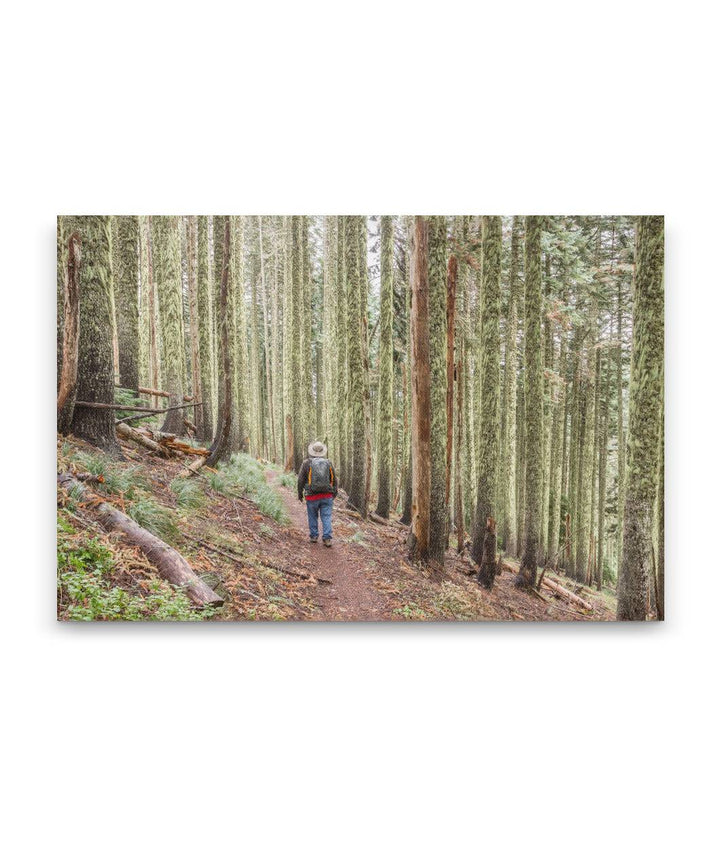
[471,216,502,576]
[517,216,543,588]
[408,216,431,563]
[206,217,233,468]
[477,517,498,589]
[69,216,122,457]
[617,216,664,620]
[112,216,140,391]
[57,230,82,433]
[375,216,394,518]
[152,216,186,435]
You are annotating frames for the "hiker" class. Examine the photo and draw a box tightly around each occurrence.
[297,441,338,547]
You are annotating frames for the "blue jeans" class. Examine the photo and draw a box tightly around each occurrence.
[306,497,333,540]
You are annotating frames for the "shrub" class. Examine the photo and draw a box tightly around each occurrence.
[170,477,206,510]
[127,497,179,542]
[57,514,210,621]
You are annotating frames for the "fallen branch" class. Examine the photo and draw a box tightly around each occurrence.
[116,422,174,458]
[115,402,204,426]
[180,457,206,478]
[195,539,332,585]
[58,473,223,608]
[541,575,593,611]
[116,384,195,403]
[368,511,388,526]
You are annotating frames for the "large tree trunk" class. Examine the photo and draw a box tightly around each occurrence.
[206,217,233,468]
[69,216,122,457]
[196,217,215,440]
[57,229,82,434]
[58,474,222,607]
[428,217,448,563]
[375,216,394,518]
[477,517,498,590]
[335,217,348,486]
[517,216,544,588]
[408,217,431,563]
[112,216,140,391]
[500,217,521,555]
[231,216,249,452]
[471,216,501,581]
[185,216,202,426]
[152,216,185,435]
[617,216,664,620]
[143,218,162,412]
[445,254,457,543]
[346,216,370,514]
[258,217,278,460]
[291,216,304,471]
[596,346,610,590]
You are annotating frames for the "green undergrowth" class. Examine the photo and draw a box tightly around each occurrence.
[393,602,429,620]
[62,447,180,542]
[277,472,296,489]
[211,454,288,523]
[114,387,158,428]
[170,477,207,510]
[57,513,212,621]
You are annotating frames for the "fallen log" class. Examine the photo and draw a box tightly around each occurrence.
[158,437,209,457]
[195,540,332,585]
[541,575,593,612]
[117,422,174,458]
[368,511,388,526]
[116,384,195,403]
[58,473,223,608]
[180,457,206,478]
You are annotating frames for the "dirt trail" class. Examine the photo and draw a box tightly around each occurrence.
[270,474,391,621]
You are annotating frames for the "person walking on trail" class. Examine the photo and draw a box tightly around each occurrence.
[297,441,337,547]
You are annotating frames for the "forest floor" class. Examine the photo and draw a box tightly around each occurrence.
[57,434,617,622]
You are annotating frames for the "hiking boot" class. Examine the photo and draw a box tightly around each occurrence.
[310,536,318,543]
[323,538,332,548]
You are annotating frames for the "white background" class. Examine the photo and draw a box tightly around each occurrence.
[1,1,717,854]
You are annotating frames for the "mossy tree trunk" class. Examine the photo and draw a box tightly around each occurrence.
[69,216,122,457]
[290,215,304,470]
[428,216,447,563]
[112,216,140,391]
[375,215,394,518]
[517,215,543,587]
[196,216,215,440]
[471,216,501,585]
[617,216,664,620]
[546,338,566,569]
[596,345,610,590]
[500,216,521,555]
[336,216,348,485]
[323,217,339,464]
[185,216,202,423]
[408,216,431,563]
[346,216,370,515]
[206,217,233,468]
[230,216,249,452]
[152,216,185,435]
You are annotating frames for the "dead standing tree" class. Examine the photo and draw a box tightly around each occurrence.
[57,231,81,434]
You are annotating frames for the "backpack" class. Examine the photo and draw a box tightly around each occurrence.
[306,458,333,494]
